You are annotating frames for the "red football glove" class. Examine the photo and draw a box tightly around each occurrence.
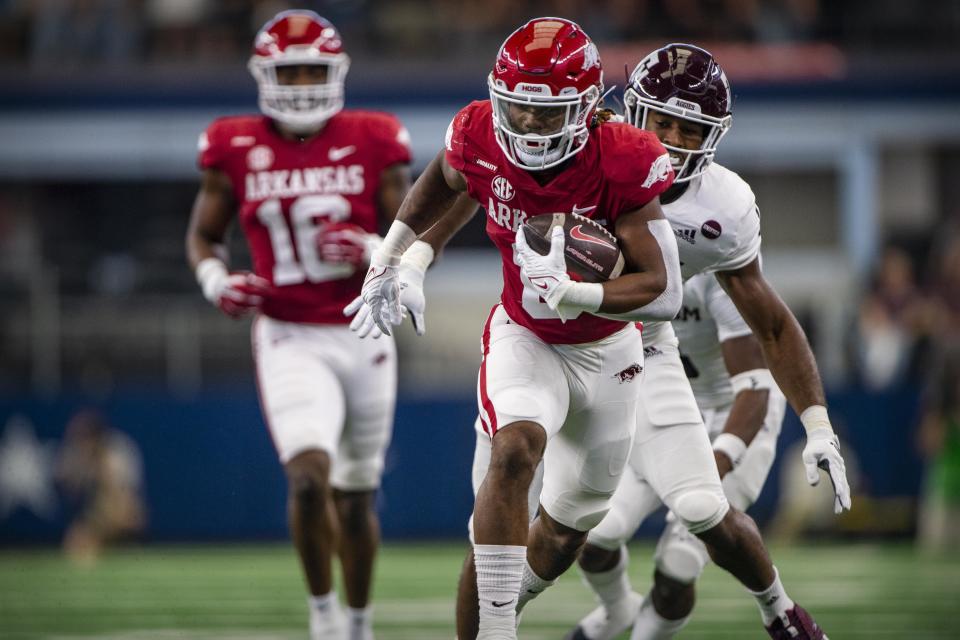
[215,272,271,318]
[316,222,380,267]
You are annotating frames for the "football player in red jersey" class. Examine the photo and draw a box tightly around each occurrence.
[185,11,416,640]
[347,18,688,640]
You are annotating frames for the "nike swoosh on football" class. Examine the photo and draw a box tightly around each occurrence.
[570,225,614,249]
[328,145,356,161]
[572,204,597,215]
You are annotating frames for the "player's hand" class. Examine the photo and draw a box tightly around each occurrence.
[399,263,426,336]
[802,428,852,513]
[343,296,384,339]
[348,253,402,337]
[316,223,381,267]
[214,272,271,318]
[515,225,573,319]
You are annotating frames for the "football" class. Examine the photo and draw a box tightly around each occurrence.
[521,212,625,283]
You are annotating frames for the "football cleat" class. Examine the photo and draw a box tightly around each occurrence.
[765,604,828,640]
[564,591,644,640]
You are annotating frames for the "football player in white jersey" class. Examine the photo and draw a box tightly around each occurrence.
[568,272,787,640]
[562,44,848,640]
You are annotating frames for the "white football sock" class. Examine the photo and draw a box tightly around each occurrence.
[630,593,690,640]
[748,567,794,626]
[580,545,632,608]
[516,559,556,613]
[308,592,344,640]
[347,606,373,640]
[474,544,525,639]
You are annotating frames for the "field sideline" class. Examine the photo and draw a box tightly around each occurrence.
[1,542,958,639]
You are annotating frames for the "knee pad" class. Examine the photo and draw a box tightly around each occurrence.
[654,518,710,584]
[673,489,728,535]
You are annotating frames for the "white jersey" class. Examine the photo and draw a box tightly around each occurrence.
[672,272,753,410]
[644,162,762,347]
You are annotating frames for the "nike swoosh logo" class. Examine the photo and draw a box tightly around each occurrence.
[534,280,549,290]
[570,225,614,249]
[572,204,597,215]
[328,145,356,161]
[491,600,514,608]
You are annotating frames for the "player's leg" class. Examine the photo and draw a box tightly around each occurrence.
[460,418,548,640]
[641,420,822,639]
[521,325,645,617]
[334,327,398,640]
[459,306,569,640]
[253,318,347,638]
[566,467,660,640]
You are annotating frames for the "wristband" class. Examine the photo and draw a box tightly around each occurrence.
[730,368,776,395]
[376,220,418,266]
[560,281,603,313]
[195,257,228,303]
[799,404,833,435]
[712,432,748,467]
[400,239,435,275]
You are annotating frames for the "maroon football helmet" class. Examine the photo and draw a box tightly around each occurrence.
[624,43,732,183]
[248,10,350,133]
[488,18,603,171]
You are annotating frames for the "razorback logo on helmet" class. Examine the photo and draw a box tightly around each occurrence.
[641,153,673,189]
[582,42,600,71]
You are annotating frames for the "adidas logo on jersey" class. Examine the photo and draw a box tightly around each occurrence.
[675,228,697,244]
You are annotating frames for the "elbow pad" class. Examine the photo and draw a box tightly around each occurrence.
[598,219,682,322]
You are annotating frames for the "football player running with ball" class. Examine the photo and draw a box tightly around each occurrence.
[348,17,683,640]
[563,44,850,640]
[186,11,413,640]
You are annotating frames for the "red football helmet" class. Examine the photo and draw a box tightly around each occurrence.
[488,18,603,171]
[248,10,350,133]
[624,44,732,183]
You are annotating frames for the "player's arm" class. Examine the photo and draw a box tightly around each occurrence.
[376,162,412,223]
[185,168,270,318]
[717,258,851,511]
[185,168,234,269]
[713,333,770,477]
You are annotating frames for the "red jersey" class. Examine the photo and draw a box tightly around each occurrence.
[198,111,411,324]
[445,101,674,344]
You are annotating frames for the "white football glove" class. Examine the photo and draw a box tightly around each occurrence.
[346,253,403,337]
[398,262,426,336]
[802,428,852,514]
[514,225,575,320]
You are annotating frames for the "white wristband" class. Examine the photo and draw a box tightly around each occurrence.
[376,220,418,266]
[560,281,603,313]
[400,239,435,275]
[712,432,748,467]
[730,368,776,395]
[799,404,833,435]
[195,257,228,304]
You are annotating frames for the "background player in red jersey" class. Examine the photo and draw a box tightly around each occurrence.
[348,18,686,640]
[185,11,412,640]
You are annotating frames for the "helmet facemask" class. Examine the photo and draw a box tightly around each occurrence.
[249,50,350,134]
[489,76,600,171]
[623,86,731,184]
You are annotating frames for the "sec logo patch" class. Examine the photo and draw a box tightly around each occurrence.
[247,145,275,171]
[492,176,515,202]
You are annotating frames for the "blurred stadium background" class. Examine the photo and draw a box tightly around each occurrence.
[2,1,960,638]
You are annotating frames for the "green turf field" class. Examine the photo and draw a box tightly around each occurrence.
[1,541,958,639]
